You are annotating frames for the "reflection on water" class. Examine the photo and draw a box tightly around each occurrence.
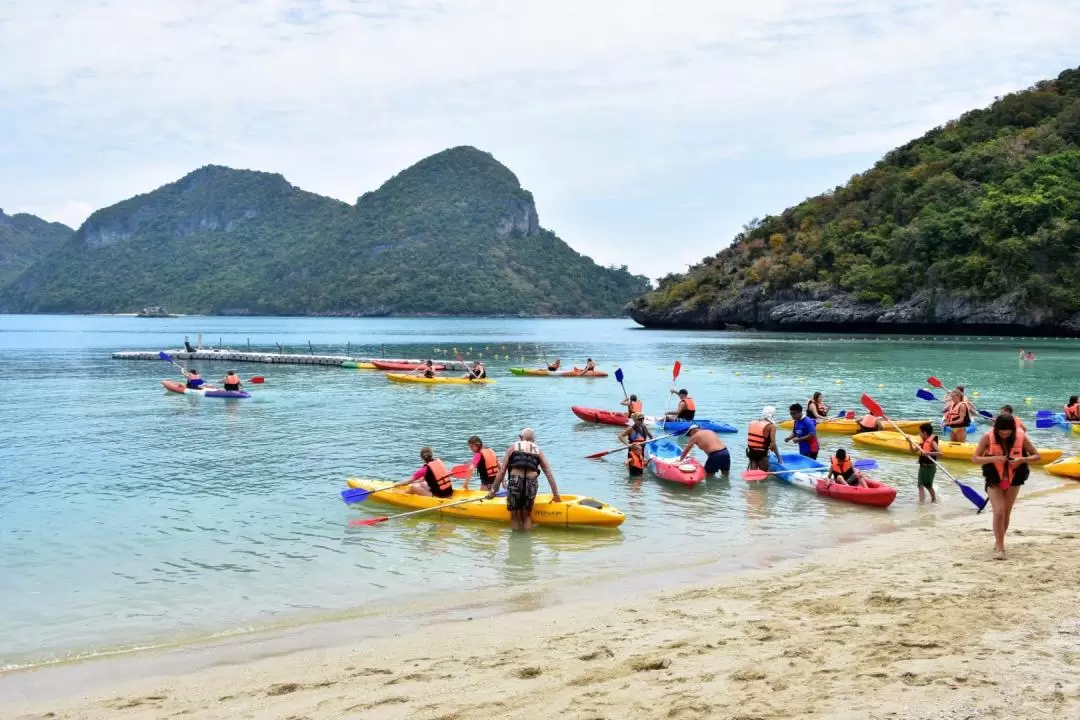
[2,314,1078,669]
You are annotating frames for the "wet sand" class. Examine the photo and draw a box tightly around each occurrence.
[5,487,1080,720]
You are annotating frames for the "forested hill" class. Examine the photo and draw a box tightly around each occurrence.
[0,210,72,290]
[629,66,1080,336]
[1,147,650,316]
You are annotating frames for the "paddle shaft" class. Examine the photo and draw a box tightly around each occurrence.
[360,494,492,525]
[587,431,679,459]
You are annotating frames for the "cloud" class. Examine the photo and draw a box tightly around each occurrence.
[1,0,1078,277]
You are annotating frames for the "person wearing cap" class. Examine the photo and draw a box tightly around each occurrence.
[618,413,653,476]
[665,389,696,422]
[785,403,819,460]
[680,424,730,475]
[746,407,779,472]
[487,428,561,530]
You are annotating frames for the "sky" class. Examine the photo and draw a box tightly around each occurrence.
[1,1,1079,280]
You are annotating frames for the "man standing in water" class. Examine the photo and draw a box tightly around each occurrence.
[487,428,561,531]
[679,425,730,475]
[785,403,819,460]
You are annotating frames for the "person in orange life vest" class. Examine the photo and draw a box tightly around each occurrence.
[854,413,884,433]
[464,436,500,492]
[620,394,643,416]
[972,414,1040,560]
[582,358,597,374]
[680,425,730,475]
[806,392,830,421]
[746,406,779,472]
[827,448,866,487]
[998,405,1026,431]
[1064,396,1080,422]
[546,357,561,372]
[785,403,819,460]
[411,360,437,379]
[618,414,653,476]
[406,447,455,498]
[665,389,696,422]
[943,388,974,442]
[222,371,242,392]
[911,422,940,503]
[463,361,486,380]
[487,428,561,531]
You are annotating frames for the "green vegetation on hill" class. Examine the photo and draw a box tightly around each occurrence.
[0,210,72,290]
[632,66,1080,326]
[2,147,650,316]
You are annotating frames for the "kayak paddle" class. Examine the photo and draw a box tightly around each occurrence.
[614,367,628,400]
[350,490,507,527]
[861,393,988,512]
[741,458,879,482]
[340,464,473,504]
[585,430,684,459]
[159,351,264,384]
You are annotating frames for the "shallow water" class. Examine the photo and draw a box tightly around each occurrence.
[1,315,1077,669]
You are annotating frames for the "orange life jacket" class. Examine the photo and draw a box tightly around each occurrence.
[918,435,937,465]
[629,400,643,414]
[747,420,773,451]
[830,456,853,476]
[425,459,453,492]
[477,448,499,481]
[857,414,879,430]
[1065,404,1080,421]
[683,397,696,412]
[807,400,824,418]
[628,444,644,469]
[985,428,1026,489]
[944,401,970,426]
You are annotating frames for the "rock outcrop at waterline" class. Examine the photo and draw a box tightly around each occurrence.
[628,287,1080,336]
[629,65,1080,337]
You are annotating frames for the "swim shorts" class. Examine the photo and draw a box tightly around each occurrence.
[917,464,936,488]
[746,448,768,462]
[506,473,539,512]
[704,449,730,474]
[983,463,1029,490]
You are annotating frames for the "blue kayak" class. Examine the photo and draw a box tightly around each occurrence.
[659,419,738,434]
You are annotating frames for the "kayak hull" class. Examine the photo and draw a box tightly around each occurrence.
[341,361,376,369]
[768,453,896,508]
[1045,456,1080,479]
[659,419,738,434]
[509,367,608,378]
[778,418,929,434]
[644,439,705,486]
[385,373,494,385]
[345,479,625,528]
[372,360,447,371]
[851,431,1062,464]
[161,380,250,399]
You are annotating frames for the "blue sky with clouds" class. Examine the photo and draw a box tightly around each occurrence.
[1,0,1078,279]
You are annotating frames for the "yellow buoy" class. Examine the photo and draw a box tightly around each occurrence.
[972,391,980,397]
[1025,397,1034,404]
[835,380,844,384]
[878,384,885,388]
[735,372,742,376]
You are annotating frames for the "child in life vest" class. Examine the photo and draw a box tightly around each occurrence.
[827,448,867,487]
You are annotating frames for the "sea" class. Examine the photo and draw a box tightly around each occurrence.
[2,314,1078,674]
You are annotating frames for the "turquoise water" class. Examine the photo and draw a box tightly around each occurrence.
[2,315,1079,670]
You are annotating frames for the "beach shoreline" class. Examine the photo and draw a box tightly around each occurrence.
[4,485,1079,720]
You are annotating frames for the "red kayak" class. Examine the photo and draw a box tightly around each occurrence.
[371,360,447,371]
[571,406,631,426]
[816,478,897,508]
[644,439,705,486]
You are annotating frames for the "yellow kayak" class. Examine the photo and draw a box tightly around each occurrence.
[1073,424,1080,436]
[345,479,625,528]
[1045,456,1080,479]
[385,373,494,385]
[778,418,930,434]
[851,431,1063,464]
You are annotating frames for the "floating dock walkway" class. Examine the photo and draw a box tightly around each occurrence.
[111,349,470,369]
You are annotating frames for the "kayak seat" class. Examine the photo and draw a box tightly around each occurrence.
[578,498,604,509]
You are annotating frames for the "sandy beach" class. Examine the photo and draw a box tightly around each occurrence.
[5,486,1080,720]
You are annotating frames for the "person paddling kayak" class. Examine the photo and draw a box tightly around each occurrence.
[665,389,696,422]
[463,360,486,380]
[464,436,500,492]
[785,403,819,460]
[487,428,561,531]
[582,358,597,374]
[620,394,643,415]
[618,414,653,477]
[746,407,779,472]
[546,358,561,372]
[972,414,1040,560]
[184,369,207,390]
[222,370,242,392]
[679,425,730,475]
[411,360,437,379]
[406,447,455,498]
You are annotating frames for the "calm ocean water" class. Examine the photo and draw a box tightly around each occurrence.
[2,314,1078,670]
